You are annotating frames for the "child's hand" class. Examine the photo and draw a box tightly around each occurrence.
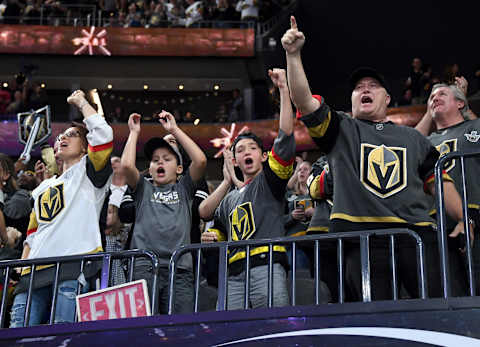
[222,150,232,183]
[157,110,178,133]
[128,113,141,134]
[268,68,288,90]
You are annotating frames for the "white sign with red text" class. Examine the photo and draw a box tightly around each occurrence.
[76,279,151,322]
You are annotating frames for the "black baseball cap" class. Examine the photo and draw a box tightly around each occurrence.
[349,67,390,94]
[144,137,183,166]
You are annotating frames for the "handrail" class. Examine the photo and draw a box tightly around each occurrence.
[0,249,160,328]
[434,148,480,298]
[168,228,426,314]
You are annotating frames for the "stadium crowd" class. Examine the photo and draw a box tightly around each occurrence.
[0,0,290,27]
[1,15,480,328]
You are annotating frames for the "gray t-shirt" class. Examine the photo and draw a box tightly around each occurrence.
[131,173,195,270]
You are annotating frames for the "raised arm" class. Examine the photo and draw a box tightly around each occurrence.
[157,110,207,182]
[282,16,320,116]
[415,105,435,136]
[67,90,98,120]
[121,113,141,190]
[198,151,232,221]
[427,180,473,247]
[269,68,294,135]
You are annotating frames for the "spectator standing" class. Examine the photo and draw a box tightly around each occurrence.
[235,0,259,22]
[120,110,207,314]
[184,0,203,27]
[199,69,295,310]
[228,88,244,122]
[9,90,113,327]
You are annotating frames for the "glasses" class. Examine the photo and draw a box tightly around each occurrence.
[56,129,81,142]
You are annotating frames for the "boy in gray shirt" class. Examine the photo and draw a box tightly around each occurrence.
[121,110,207,314]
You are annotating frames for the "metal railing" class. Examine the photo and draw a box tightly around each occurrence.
[434,148,480,298]
[0,249,159,328]
[168,229,426,314]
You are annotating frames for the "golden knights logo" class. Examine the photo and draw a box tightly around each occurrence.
[360,144,407,199]
[38,183,65,222]
[229,202,256,241]
[435,139,457,172]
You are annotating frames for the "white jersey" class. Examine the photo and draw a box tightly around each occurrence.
[25,114,113,263]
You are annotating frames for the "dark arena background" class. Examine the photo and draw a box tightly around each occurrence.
[1,0,480,346]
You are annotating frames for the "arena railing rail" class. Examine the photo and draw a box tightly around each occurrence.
[0,249,159,328]
[168,229,427,314]
[434,148,480,298]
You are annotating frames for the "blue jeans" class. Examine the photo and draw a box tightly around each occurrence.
[225,263,289,310]
[10,280,88,328]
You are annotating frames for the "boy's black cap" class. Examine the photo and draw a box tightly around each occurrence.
[144,137,183,166]
[349,67,390,94]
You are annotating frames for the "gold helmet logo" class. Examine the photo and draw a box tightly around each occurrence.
[38,183,65,222]
[361,144,407,198]
[435,139,457,172]
[230,202,256,241]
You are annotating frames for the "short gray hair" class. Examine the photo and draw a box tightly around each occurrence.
[431,83,470,119]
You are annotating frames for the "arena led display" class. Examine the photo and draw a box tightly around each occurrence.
[0,25,255,57]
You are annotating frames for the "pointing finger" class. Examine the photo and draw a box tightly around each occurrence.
[290,15,297,29]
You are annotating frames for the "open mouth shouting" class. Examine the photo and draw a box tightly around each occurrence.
[361,95,373,104]
[244,157,254,168]
[156,167,166,177]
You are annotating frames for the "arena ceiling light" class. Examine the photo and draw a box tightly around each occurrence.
[213,84,220,91]
[178,84,184,90]
[40,83,46,88]
[143,84,149,90]
[2,82,8,88]
[107,84,113,89]
[193,118,200,126]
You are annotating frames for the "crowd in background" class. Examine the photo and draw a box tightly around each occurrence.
[0,0,291,27]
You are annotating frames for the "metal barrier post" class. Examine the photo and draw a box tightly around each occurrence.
[460,157,476,296]
[100,254,112,289]
[435,155,452,298]
[0,267,11,328]
[48,262,61,324]
[244,245,250,310]
[314,240,321,305]
[291,242,297,306]
[360,235,371,302]
[24,265,36,327]
[267,244,273,308]
[194,249,202,313]
[217,244,228,311]
[337,239,344,303]
[389,235,398,300]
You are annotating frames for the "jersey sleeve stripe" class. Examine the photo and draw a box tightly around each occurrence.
[268,151,293,180]
[423,171,453,192]
[307,110,331,139]
[309,170,326,200]
[88,143,113,172]
[296,95,323,119]
[270,147,294,167]
[26,210,38,236]
[88,141,113,153]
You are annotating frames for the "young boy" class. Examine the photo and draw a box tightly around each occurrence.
[199,69,295,309]
[121,110,206,314]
